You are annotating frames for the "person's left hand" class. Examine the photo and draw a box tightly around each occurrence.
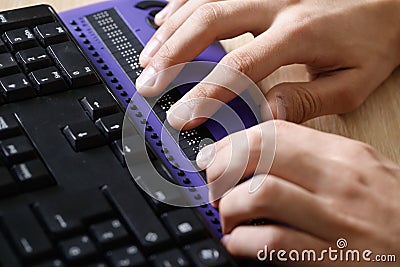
[196,120,400,266]
[153,0,188,26]
[137,0,400,131]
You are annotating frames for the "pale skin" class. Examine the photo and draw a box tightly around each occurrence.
[136,0,400,265]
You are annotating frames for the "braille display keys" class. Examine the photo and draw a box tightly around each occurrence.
[86,9,144,84]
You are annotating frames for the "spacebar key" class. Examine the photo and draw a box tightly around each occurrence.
[102,185,172,252]
[47,42,99,88]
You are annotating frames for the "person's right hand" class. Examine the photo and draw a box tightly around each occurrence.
[197,120,400,266]
[137,0,400,130]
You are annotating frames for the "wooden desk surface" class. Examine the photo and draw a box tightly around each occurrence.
[2,0,400,164]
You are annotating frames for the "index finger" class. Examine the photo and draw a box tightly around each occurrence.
[135,0,277,97]
[166,27,300,129]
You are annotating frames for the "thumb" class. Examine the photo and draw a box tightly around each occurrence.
[263,69,368,123]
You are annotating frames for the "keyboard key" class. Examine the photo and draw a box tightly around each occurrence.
[15,47,52,72]
[33,259,66,267]
[110,139,126,166]
[32,190,114,239]
[0,5,54,33]
[95,113,124,141]
[151,249,190,267]
[110,135,158,168]
[0,73,36,101]
[2,27,38,52]
[0,53,19,77]
[0,114,21,140]
[106,245,146,267]
[144,184,184,214]
[34,22,69,46]
[0,39,6,53]
[0,207,53,260]
[162,209,207,243]
[185,239,230,267]
[102,185,172,252]
[59,235,97,262]
[47,42,99,88]
[0,167,18,198]
[0,136,36,164]
[112,131,156,167]
[89,219,130,249]
[135,1,167,9]
[62,121,106,152]
[0,231,22,267]
[87,263,108,267]
[80,94,120,121]
[11,159,54,191]
[29,67,68,95]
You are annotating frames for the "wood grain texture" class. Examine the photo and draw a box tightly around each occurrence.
[2,0,399,164]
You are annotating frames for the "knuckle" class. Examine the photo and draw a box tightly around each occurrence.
[218,196,233,227]
[223,51,255,75]
[269,120,292,141]
[152,43,176,68]
[246,127,262,149]
[269,83,322,123]
[161,19,179,36]
[288,11,315,38]
[192,2,222,26]
[323,145,371,197]
[191,83,210,100]
[225,227,247,255]
[250,178,278,214]
[218,196,229,217]
[337,167,366,194]
[291,85,322,122]
[345,140,378,160]
[263,226,286,250]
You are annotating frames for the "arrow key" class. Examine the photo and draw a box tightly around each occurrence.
[62,120,106,152]
[80,94,120,121]
[95,113,124,142]
[0,73,35,102]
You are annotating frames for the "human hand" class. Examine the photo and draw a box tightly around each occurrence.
[137,0,400,129]
[153,0,187,26]
[196,120,400,266]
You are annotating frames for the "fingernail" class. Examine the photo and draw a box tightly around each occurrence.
[167,100,193,126]
[154,9,168,25]
[136,66,157,91]
[140,39,162,65]
[196,144,216,169]
[221,234,231,246]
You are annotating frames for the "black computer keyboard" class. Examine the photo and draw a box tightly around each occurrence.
[0,5,237,267]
